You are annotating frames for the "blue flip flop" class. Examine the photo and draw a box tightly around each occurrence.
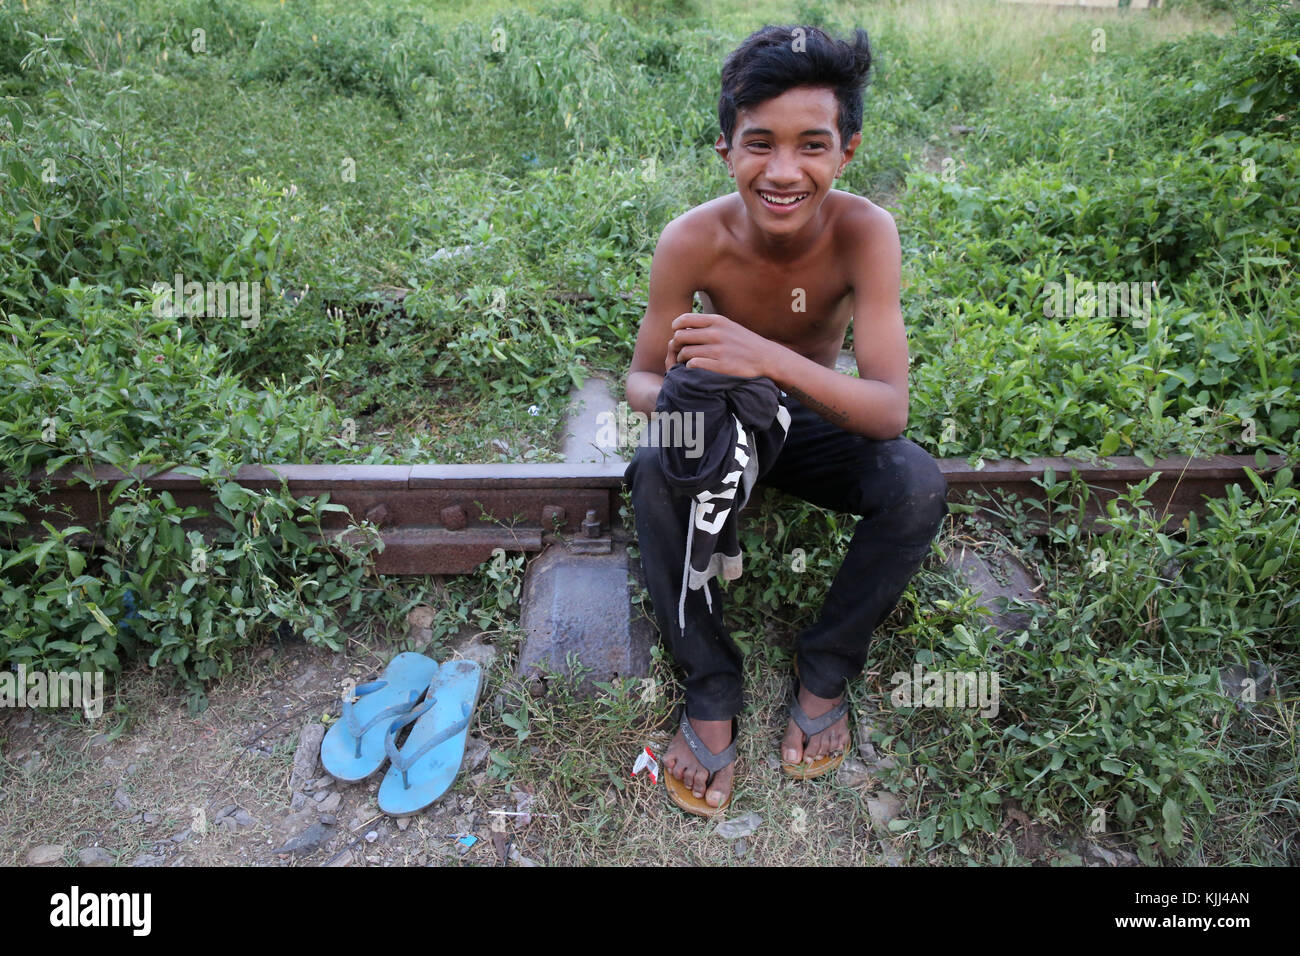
[377,659,482,816]
[321,652,439,782]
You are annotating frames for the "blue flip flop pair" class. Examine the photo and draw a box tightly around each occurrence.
[319,652,482,816]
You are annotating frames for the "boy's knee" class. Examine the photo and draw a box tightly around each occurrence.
[899,445,948,536]
[866,440,948,536]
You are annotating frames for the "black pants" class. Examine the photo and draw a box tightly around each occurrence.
[624,395,948,721]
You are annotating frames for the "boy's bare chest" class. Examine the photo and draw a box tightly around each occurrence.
[697,258,854,362]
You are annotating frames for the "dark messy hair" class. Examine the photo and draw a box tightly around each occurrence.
[717,25,873,149]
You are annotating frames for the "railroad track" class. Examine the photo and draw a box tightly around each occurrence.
[0,452,1285,574]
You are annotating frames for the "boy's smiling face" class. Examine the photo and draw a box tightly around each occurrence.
[716,84,861,243]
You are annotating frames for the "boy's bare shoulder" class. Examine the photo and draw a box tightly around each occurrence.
[653,195,735,266]
[829,190,898,245]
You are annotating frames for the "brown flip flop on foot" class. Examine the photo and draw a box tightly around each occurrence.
[781,688,850,780]
[664,712,736,817]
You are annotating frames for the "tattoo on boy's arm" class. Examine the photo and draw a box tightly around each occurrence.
[783,385,851,427]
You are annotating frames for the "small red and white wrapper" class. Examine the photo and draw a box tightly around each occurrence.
[630,746,659,785]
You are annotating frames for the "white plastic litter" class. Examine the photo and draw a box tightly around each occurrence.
[631,746,659,785]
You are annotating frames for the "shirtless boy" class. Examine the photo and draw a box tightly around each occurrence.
[624,25,948,814]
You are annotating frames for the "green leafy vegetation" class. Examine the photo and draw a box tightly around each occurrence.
[0,0,1295,861]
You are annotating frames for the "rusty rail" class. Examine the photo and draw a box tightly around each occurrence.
[0,453,1286,574]
[938,453,1287,531]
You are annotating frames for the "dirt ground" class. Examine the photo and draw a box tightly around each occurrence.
[0,626,549,868]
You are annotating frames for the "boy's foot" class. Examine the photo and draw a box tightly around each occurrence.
[664,715,735,809]
[781,684,850,772]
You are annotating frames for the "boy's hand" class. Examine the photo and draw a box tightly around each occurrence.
[667,313,778,379]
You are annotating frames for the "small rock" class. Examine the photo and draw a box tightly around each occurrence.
[289,720,326,792]
[407,605,436,631]
[455,641,498,670]
[218,818,238,834]
[272,823,329,856]
[141,812,160,825]
[125,763,139,775]
[451,628,499,670]
[508,846,540,867]
[310,775,333,791]
[873,755,897,771]
[1113,847,1141,867]
[867,792,904,833]
[857,731,879,763]
[364,830,379,843]
[26,844,65,866]
[1086,843,1118,866]
[170,829,191,844]
[279,807,316,835]
[78,847,114,867]
[319,814,337,826]
[233,810,255,828]
[88,733,111,749]
[396,817,410,832]
[317,793,341,815]
[764,753,781,772]
[130,853,164,867]
[290,793,306,811]
[314,789,330,803]
[326,850,354,867]
[113,787,132,811]
[836,757,875,789]
[714,813,761,840]
[215,804,238,821]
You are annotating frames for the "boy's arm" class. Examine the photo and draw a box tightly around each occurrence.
[626,219,698,416]
[668,204,909,440]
